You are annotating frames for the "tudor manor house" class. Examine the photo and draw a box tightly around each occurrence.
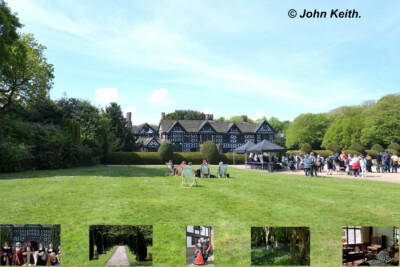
[126,112,277,153]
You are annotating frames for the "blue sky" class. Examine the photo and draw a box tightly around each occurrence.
[7,0,400,124]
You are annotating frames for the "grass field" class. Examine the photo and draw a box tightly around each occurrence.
[1,165,400,266]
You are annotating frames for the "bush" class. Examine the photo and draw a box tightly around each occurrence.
[365,150,378,157]
[128,234,134,252]
[0,140,32,172]
[220,153,245,164]
[200,141,220,164]
[136,230,147,261]
[326,143,340,153]
[300,143,312,154]
[386,149,399,155]
[348,142,365,154]
[343,150,363,156]
[103,233,108,252]
[388,143,400,152]
[89,229,94,260]
[312,150,334,158]
[371,144,384,152]
[173,152,202,164]
[158,141,173,162]
[96,231,103,254]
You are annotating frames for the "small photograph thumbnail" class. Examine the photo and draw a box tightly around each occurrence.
[251,227,310,266]
[0,224,61,266]
[342,226,399,266]
[89,225,152,266]
[186,226,214,266]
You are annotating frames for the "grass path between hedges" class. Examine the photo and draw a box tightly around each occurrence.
[1,165,400,266]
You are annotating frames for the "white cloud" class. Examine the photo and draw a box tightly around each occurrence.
[256,110,264,119]
[95,87,118,104]
[148,88,175,107]
[203,107,214,114]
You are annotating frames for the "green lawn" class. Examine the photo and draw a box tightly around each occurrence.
[1,165,400,266]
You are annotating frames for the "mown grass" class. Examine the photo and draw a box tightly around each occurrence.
[1,165,400,266]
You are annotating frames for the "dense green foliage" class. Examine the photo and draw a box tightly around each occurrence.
[388,143,400,152]
[343,150,363,156]
[48,225,61,250]
[285,113,329,149]
[365,150,378,157]
[158,141,174,162]
[326,142,340,153]
[96,231,103,254]
[348,142,365,154]
[0,33,54,113]
[0,0,22,67]
[300,143,312,154]
[61,118,81,145]
[371,144,384,152]
[312,150,333,158]
[0,226,11,248]
[386,149,399,155]
[165,110,205,120]
[200,140,219,164]
[136,229,148,261]
[103,233,108,252]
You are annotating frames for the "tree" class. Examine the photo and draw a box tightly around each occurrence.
[0,33,54,113]
[200,141,219,164]
[136,229,147,261]
[226,116,254,123]
[326,142,340,154]
[165,110,205,120]
[158,141,173,162]
[103,233,108,252]
[361,94,400,146]
[103,102,138,152]
[0,0,22,67]
[285,113,328,149]
[289,227,297,265]
[371,144,384,152]
[388,143,400,152]
[96,231,103,254]
[322,114,363,149]
[298,228,310,266]
[268,117,288,133]
[48,225,61,250]
[301,143,312,154]
[89,229,94,260]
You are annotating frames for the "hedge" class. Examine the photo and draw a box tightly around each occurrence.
[312,150,334,158]
[343,150,363,156]
[371,144,384,152]
[388,143,400,152]
[287,150,302,155]
[386,149,399,155]
[104,152,245,165]
[365,150,378,157]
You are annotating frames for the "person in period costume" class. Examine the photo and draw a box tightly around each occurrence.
[22,242,35,266]
[56,246,61,266]
[193,239,204,265]
[46,243,59,266]
[202,237,212,264]
[36,243,47,266]
[12,242,24,266]
[1,242,13,266]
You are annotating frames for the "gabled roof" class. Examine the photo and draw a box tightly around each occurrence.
[131,123,157,134]
[137,137,162,146]
[159,119,276,134]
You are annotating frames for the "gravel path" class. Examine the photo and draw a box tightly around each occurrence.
[105,246,130,266]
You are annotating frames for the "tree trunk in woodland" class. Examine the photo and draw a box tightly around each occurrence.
[289,227,297,265]
[298,228,310,266]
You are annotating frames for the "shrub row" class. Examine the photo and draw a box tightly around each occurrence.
[312,150,334,158]
[104,152,245,165]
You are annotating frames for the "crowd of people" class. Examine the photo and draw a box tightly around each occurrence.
[247,151,400,178]
[1,241,61,266]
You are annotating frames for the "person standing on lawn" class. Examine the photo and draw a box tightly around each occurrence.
[365,154,373,172]
[326,153,335,175]
[360,156,367,177]
[308,152,318,177]
[392,153,399,173]
[304,155,310,176]
[352,154,360,177]
[376,152,383,173]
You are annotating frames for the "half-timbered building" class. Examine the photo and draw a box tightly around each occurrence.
[126,112,276,153]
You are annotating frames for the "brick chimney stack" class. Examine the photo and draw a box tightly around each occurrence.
[126,112,132,128]
[161,112,166,120]
[241,115,247,122]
